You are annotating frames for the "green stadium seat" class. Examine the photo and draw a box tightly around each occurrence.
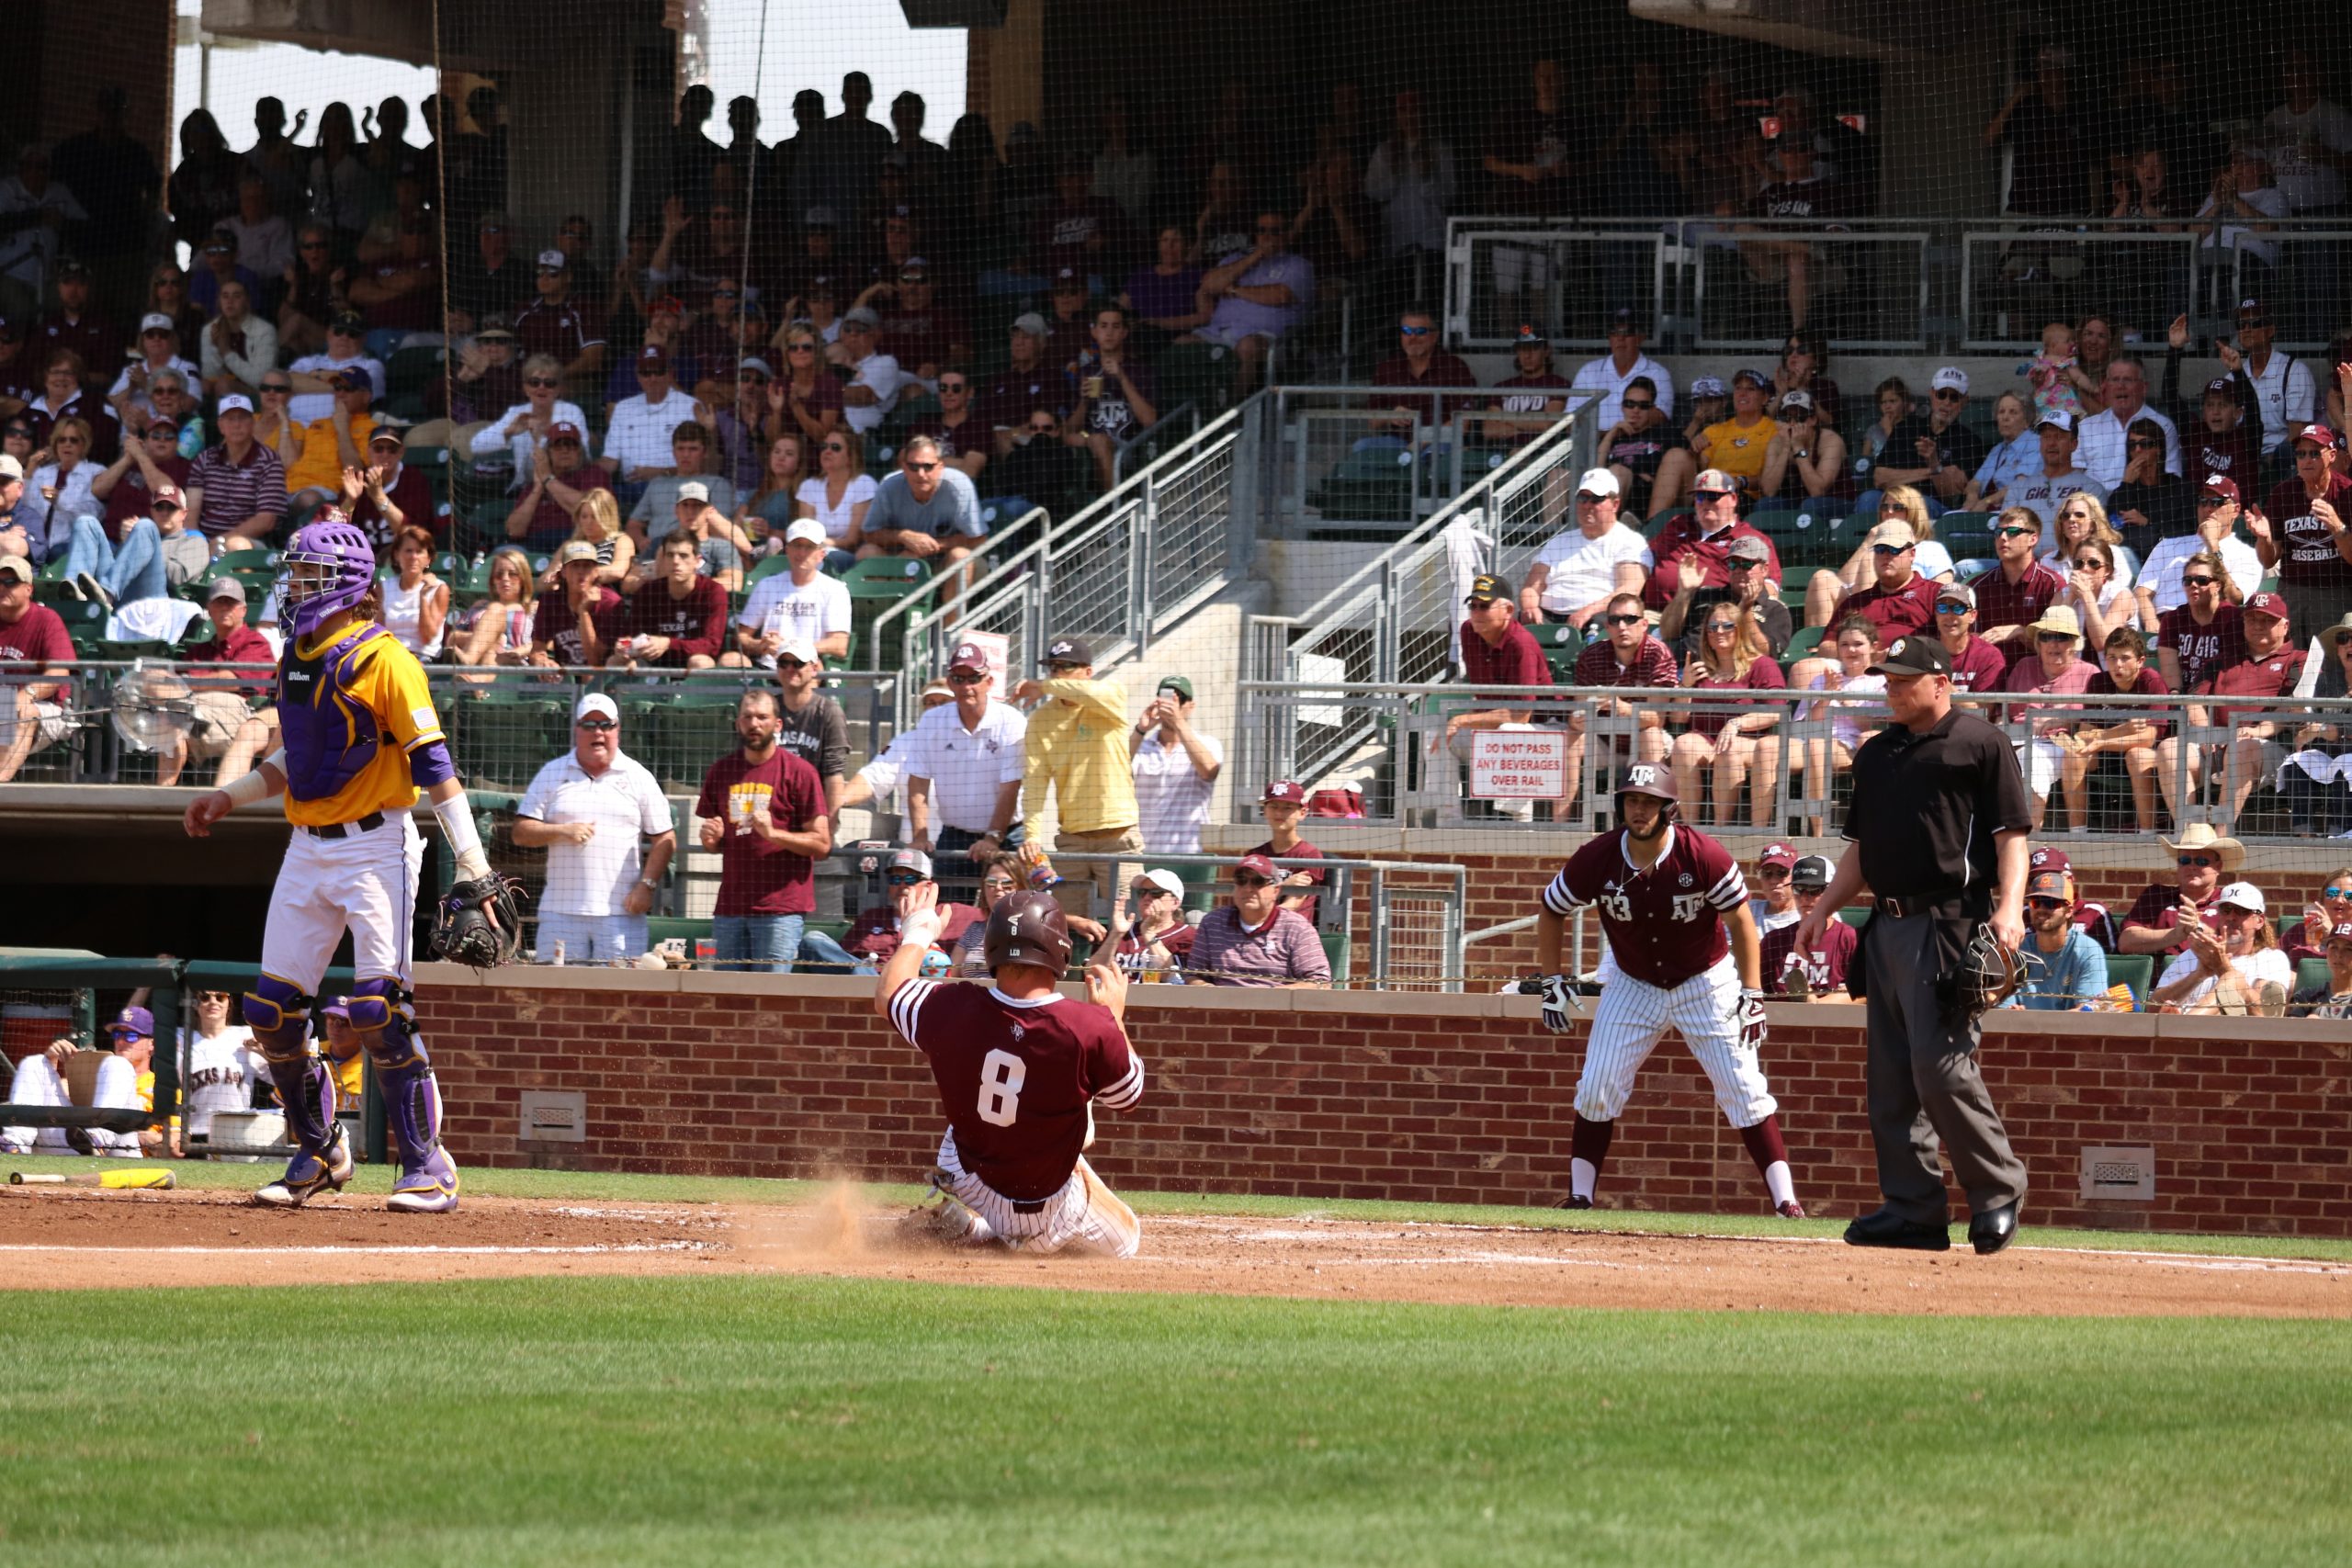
[1528,621,1585,682]
[1152,340,1237,416]
[1837,905,1871,930]
[56,598,109,654]
[2104,953,2153,1009]
[1781,625,1825,664]
[1321,931,1349,983]
[447,688,568,793]
[744,552,794,588]
[2293,956,2331,1002]
[644,682,754,794]
[845,556,935,673]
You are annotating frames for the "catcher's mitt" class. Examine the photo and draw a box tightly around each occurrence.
[1956,923,2024,1021]
[431,874,527,968]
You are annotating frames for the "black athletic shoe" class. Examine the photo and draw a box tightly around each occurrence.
[1843,1208,1951,1251]
[1557,1194,1593,1211]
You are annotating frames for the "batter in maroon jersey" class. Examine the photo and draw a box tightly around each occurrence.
[877,884,1144,1256]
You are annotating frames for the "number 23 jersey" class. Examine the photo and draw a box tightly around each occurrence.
[1542,825,1748,988]
[887,979,1145,1201]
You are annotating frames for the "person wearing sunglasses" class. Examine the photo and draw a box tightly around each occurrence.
[2006,868,2110,1010]
[2287,917,2352,1020]
[1180,852,1330,987]
[1668,604,1787,829]
[1752,387,1852,519]
[512,694,677,965]
[1963,504,2066,668]
[834,848,982,976]
[900,369,988,484]
[2136,478,2265,627]
[2102,412,2194,562]
[1997,605,2102,832]
[1570,307,1674,433]
[2077,358,2181,491]
[468,351,590,494]
[2118,822,2242,956]
[1860,367,1986,517]
[276,223,346,358]
[2006,410,2103,537]
[1182,207,1312,397]
[2147,880,2290,1016]
[2199,587,2302,827]
[2280,865,2352,968]
[282,310,383,426]
[1927,581,2014,694]
[900,638,1028,900]
[177,986,266,1158]
[511,249,607,389]
[2251,421,2352,644]
[1368,307,1478,442]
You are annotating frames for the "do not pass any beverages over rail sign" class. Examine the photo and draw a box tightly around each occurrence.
[1470,728,1568,799]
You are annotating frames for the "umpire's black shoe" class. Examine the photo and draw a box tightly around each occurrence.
[1969,1201,2021,1256]
[1843,1208,1951,1251]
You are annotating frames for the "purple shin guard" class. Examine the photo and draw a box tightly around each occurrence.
[263,1055,338,1155]
[375,1052,444,1172]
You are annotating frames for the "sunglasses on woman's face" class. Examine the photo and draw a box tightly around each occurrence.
[526,376,560,388]
[2127,437,2163,449]
[2075,557,2105,570]
[1706,621,1737,634]
[2182,575,2217,588]
[822,441,847,453]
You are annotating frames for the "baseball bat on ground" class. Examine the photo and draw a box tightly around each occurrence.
[9,1168,176,1190]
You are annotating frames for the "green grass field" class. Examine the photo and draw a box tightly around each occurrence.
[4,1275,2348,1567]
[4,1163,2351,1564]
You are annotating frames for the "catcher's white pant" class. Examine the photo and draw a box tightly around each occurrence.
[934,1127,1141,1258]
[259,812,423,995]
[1578,953,1778,1128]
[1,1054,142,1155]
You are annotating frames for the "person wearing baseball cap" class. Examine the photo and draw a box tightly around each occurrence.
[1485,322,1570,452]
[2287,919,2352,1019]
[2137,474,2265,615]
[165,573,277,787]
[735,516,850,671]
[1792,612,2032,1254]
[2007,867,2109,1010]
[1747,842,1802,933]
[836,675,959,820]
[2199,587,2303,823]
[284,362,379,513]
[1443,572,1554,820]
[284,312,382,425]
[1691,369,1774,495]
[1519,467,1653,628]
[1758,853,1857,1002]
[1648,467,1785,620]
[511,693,674,964]
[1827,517,1942,646]
[1249,779,1329,924]
[1115,867,1196,978]
[836,846,986,972]
[2226,296,2315,468]
[1658,529,1793,669]
[600,343,696,500]
[1182,852,1331,987]
[0,545,74,784]
[831,302,904,435]
[1130,673,1223,857]
[1372,306,1481,439]
[901,637,1027,901]
[1568,306,1670,431]
[2259,420,2352,643]
[1010,635,1142,927]
[0,1007,156,1156]
[2147,879,2291,1015]
[1925,580,2008,694]
[1860,366,1986,520]
[531,538,624,669]
[1751,383,1852,519]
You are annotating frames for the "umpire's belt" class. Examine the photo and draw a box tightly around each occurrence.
[302,811,386,840]
[1876,889,1967,920]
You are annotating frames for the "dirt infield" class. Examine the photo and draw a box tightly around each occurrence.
[4,1186,2348,1316]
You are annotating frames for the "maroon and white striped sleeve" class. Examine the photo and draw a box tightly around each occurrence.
[886,976,941,1047]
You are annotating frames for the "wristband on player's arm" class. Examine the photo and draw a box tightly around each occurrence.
[220,750,287,809]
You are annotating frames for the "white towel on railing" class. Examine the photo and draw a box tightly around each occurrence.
[1443,510,1494,671]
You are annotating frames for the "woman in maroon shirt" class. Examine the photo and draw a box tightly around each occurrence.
[1668,604,1786,828]
[2256,424,2352,643]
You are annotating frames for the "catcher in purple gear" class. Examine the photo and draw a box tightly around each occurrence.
[1532,764,1804,1217]
[183,513,518,1213]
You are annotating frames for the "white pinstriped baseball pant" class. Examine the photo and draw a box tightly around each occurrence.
[935,1127,1140,1258]
[1576,953,1779,1127]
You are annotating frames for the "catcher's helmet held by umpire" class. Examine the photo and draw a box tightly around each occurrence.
[983,891,1072,976]
[1615,762,1679,822]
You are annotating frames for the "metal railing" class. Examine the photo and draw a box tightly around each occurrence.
[885,401,1261,730]
[1265,384,1575,538]
[1236,401,1597,793]
[0,662,902,799]
[1230,679,2352,848]
[1445,213,2352,354]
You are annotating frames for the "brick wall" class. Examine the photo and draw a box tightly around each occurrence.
[416,965,2352,1239]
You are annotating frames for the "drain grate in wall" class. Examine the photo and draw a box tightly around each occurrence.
[2078,1145,2156,1201]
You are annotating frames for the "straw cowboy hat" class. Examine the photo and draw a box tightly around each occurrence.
[2157,822,2244,872]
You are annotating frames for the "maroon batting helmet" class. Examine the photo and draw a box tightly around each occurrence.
[982,891,1072,976]
[1615,762,1679,824]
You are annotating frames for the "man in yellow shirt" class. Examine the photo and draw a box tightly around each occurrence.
[1013,635,1142,924]
[1695,367,1777,492]
[284,369,378,518]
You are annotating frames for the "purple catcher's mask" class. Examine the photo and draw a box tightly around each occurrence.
[280,513,378,638]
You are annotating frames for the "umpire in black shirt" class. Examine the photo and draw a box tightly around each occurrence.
[1789,633,2032,1255]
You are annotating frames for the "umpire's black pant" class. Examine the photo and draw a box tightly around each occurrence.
[1860,909,2029,1223]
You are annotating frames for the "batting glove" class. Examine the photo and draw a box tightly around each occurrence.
[1735,987,1769,1053]
[1539,974,1577,1034]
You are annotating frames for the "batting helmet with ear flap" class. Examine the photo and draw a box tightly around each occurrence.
[1616,761,1679,823]
[983,890,1072,976]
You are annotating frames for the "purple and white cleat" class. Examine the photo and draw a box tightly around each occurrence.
[387,1146,460,1213]
[254,1125,355,1208]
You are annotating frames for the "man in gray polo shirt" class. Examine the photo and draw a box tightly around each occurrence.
[1182,853,1331,987]
[863,434,984,564]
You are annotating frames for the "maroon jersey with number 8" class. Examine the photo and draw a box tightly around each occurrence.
[887,978,1145,1201]
[1541,825,1748,987]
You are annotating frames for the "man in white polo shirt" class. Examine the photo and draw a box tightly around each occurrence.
[904,638,1026,899]
[736,518,851,669]
[1129,673,1224,854]
[510,694,678,963]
